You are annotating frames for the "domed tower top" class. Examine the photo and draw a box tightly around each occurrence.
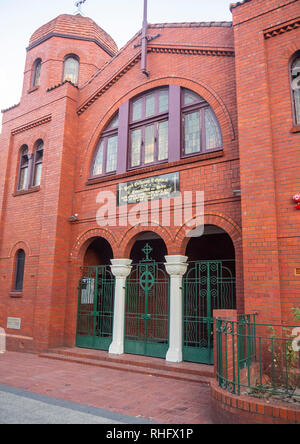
[28,13,118,56]
[23,13,118,95]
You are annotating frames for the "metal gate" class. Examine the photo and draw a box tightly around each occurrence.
[76,265,115,350]
[124,245,169,358]
[183,260,236,365]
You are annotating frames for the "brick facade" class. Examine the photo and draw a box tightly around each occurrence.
[0,1,299,353]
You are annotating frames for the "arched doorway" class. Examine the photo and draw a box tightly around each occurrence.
[183,225,236,364]
[76,237,115,351]
[125,232,169,359]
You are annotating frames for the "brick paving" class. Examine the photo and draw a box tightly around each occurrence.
[0,352,213,424]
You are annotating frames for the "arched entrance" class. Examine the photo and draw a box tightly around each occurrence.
[76,237,115,351]
[125,232,169,359]
[183,225,236,364]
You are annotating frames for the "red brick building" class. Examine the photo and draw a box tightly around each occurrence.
[0,0,299,367]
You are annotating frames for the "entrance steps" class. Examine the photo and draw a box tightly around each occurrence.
[39,347,213,385]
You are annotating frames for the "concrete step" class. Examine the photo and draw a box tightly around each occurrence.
[39,347,213,385]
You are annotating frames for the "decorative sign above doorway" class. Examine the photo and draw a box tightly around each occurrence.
[118,172,180,206]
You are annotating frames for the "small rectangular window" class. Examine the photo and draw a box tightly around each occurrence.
[158,121,169,161]
[184,111,201,155]
[106,136,118,173]
[132,99,143,122]
[144,125,155,164]
[131,129,142,167]
[145,94,155,118]
[93,140,104,176]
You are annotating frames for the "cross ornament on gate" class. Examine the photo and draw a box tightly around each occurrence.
[142,243,153,262]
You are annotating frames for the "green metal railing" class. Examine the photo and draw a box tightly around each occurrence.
[216,316,300,401]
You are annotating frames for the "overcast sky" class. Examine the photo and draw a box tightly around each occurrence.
[0,0,233,129]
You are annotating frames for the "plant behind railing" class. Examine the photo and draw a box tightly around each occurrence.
[216,313,300,402]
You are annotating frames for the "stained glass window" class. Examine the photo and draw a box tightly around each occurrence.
[63,55,79,84]
[205,109,222,150]
[182,88,222,156]
[92,113,119,177]
[129,87,169,168]
[184,111,201,154]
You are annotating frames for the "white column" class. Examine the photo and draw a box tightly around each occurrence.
[109,259,132,355]
[165,255,188,363]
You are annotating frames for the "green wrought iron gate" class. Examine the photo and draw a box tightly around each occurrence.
[76,266,115,350]
[183,260,236,365]
[125,245,169,358]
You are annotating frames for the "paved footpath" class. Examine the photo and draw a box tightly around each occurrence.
[0,352,213,424]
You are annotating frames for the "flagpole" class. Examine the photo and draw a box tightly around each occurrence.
[141,0,149,77]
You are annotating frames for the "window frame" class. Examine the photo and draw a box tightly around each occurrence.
[63,54,80,85]
[17,145,30,192]
[90,116,119,178]
[181,89,222,159]
[128,87,169,170]
[290,51,300,127]
[32,58,42,88]
[32,140,44,188]
[13,249,26,293]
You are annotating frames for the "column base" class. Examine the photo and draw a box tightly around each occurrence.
[109,341,124,356]
[166,348,182,363]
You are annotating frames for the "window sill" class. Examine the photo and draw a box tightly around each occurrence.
[291,125,300,133]
[27,86,39,94]
[13,186,41,197]
[9,292,23,299]
[86,149,224,186]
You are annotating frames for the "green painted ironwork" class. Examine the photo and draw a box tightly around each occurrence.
[216,316,300,400]
[125,244,169,358]
[76,265,115,350]
[183,260,236,365]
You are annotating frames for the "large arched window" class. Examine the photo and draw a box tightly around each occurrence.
[32,140,44,187]
[18,146,29,191]
[32,58,42,87]
[63,55,79,85]
[14,249,25,292]
[291,53,300,125]
[90,86,223,179]
[92,114,119,177]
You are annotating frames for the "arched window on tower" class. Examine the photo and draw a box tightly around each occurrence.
[63,55,79,85]
[14,249,26,292]
[291,53,300,125]
[32,58,42,87]
[32,140,44,187]
[18,145,29,191]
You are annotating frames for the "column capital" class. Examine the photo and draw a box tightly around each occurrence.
[164,255,188,277]
[110,259,132,278]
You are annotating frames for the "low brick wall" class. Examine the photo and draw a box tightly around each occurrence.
[211,380,300,424]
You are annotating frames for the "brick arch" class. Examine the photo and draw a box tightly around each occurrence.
[9,240,32,258]
[175,212,244,312]
[70,227,118,264]
[117,224,173,258]
[175,212,242,256]
[80,75,235,180]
